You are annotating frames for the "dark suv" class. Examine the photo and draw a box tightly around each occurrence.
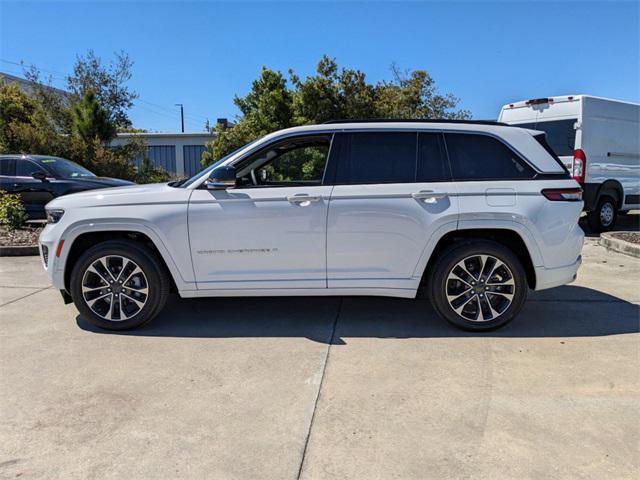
[0,155,134,219]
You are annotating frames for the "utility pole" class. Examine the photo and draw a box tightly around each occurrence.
[175,104,184,132]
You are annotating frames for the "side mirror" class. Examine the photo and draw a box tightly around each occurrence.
[205,165,236,190]
[32,171,48,182]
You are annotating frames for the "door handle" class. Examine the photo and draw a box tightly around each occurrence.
[411,190,447,203]
[287,194,321,205]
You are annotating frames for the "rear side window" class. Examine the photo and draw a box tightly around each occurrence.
[445,133,535,180]
[335,132,416,184]
[417,133,450,182]
[512,119,577,156]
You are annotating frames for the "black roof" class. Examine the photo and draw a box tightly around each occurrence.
[322,118,508,126]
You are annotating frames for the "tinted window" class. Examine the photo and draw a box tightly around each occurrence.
[16,160,47,177]
[512,119,576,156]
[336,132,416,184]
[0,158,13,176]
[445,133,535,180]
[417,133,450,182]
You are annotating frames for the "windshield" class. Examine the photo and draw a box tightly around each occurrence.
[39,157,96,178]
[178,138,262,188]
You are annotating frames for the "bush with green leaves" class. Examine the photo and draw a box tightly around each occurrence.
[0,190,28,231]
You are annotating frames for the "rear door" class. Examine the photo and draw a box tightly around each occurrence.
[326,131,459,291]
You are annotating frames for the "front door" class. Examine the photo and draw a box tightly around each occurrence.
[188,134,334,290]
[326,131,459,291]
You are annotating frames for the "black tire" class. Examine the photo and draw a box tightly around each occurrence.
[587,195,617,233]
[428,240,528,331]
[70,240,170,330]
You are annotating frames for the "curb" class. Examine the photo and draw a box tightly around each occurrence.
[0,245,39,257]
[600,233,640,259]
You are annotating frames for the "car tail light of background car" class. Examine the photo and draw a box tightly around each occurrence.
[572,149,586,183]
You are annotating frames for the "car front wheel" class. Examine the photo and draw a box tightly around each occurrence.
[70,240,170,330]
[429,240,528,331]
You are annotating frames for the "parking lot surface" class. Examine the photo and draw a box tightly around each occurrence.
[1,238,639,479]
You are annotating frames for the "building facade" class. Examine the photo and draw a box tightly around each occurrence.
[111,132,216,177]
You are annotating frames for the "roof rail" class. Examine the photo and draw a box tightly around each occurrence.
[322,118,509,126]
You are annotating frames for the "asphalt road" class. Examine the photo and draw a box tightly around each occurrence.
[1,238,638,479]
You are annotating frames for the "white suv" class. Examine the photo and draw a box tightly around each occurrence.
[39,120,584,331]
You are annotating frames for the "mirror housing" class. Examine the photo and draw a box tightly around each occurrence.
[204,165,235,189]
[32,171,48,182]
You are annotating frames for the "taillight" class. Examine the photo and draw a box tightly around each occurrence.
[541,188,583,202]
[572,149,586,183]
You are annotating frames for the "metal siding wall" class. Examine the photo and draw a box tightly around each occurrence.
[148,146,176,172]
[183,145,206,176]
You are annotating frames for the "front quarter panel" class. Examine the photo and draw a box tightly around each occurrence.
[41,184,195,291]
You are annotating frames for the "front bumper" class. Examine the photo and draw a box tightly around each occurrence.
[38,223,67,290]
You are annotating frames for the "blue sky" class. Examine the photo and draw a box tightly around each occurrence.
[1,1,638,132]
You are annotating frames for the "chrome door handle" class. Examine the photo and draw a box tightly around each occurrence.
[287,194,321,205]
[411,191,447,203]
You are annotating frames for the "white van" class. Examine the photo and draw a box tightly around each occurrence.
[499,95,640,231]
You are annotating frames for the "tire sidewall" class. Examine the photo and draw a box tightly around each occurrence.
[70,241,166,330]
[429,240,528,331]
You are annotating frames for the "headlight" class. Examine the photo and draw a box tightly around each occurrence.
[46,209,65,224]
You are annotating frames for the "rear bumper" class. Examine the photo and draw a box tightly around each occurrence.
[534,255,582,291]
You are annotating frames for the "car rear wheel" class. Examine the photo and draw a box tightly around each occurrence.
[587,195,617,233]
[70,240,170,330]
[429,240,528,331]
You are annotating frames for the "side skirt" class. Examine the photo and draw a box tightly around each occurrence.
[179,287,417,299]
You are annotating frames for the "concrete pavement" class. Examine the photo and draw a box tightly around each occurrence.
[1,239,638,479]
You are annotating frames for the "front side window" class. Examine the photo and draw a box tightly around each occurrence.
[0,158,14,176]
[15,160,47,177]
[445,133,535,180]
[335,132,416,184]
[236,136,331,187]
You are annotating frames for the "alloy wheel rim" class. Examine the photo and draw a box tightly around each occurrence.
[81,255,149,321]
[445,254,515,322]
[600,202,614,226]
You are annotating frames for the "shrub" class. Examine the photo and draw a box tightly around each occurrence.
[0,190,28,231]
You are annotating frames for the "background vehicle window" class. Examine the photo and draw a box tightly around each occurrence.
[417,133,450,182]
[336,132,416,184]
[0,158,14,176]
[15,160,47,177]
[445,133,535,180]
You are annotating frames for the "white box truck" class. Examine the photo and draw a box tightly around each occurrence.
[499,95,639,231]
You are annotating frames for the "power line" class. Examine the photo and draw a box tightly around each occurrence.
[1,57,211,130]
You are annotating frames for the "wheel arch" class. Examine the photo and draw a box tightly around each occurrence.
[597,180,624,209]
[60,225,187,294]
[419,228,538,291]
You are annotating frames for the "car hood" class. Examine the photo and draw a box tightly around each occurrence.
[71,176,136,187]
[47,182,184,209]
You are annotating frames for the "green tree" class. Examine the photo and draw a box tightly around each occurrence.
[202,55,470,165]
[66,49,138,128]
[71,90,117,144]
